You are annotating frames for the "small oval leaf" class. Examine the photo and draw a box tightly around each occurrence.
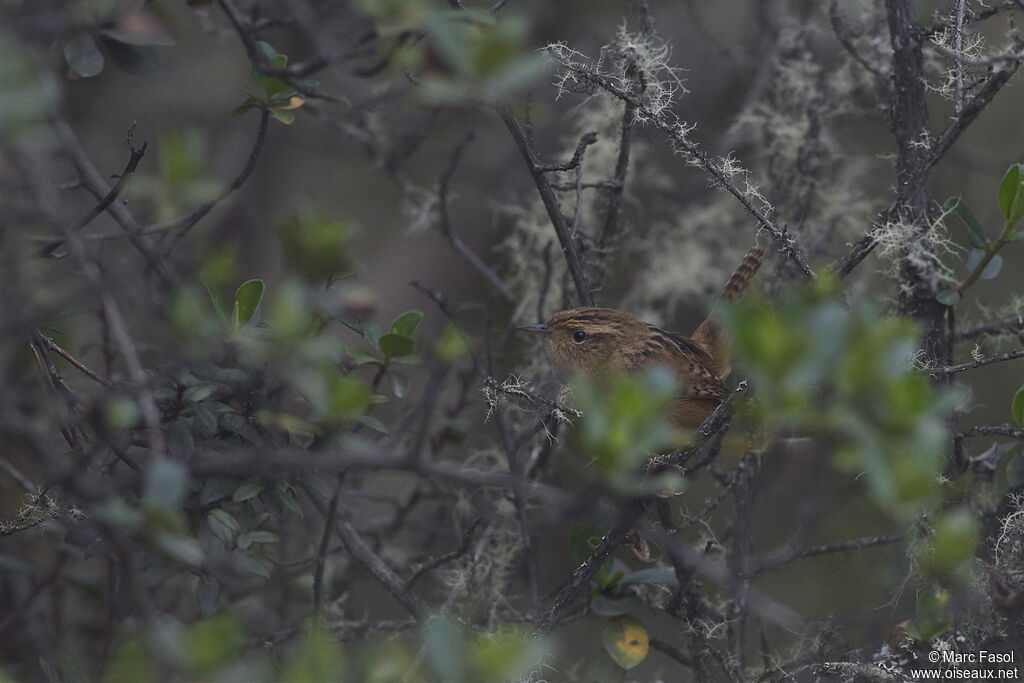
[997,164,1023,221]
[64,34,105,77]
[1012,387,1024,427]
[936,289,960,306]
[390,370,410,398]
[390,310,424,337]
[980,254,1003,280]
[101,37,162,76]
[601,616,649,670]
[232,279,265,331]
[1007,452,1024,488]
[379,333,414,359]
[965,248,985,271]
[590,594,639,617]
[232,481,263,502]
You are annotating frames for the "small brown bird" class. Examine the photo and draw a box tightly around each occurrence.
[518,246,765,428]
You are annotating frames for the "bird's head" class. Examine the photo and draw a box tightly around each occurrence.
[517,307,646,378]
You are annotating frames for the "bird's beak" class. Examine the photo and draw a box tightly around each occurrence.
[516,323,549,334]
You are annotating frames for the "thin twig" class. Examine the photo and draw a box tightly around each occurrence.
[334,508,429,620]
[49,117,176,284]
[312,478,343,620]
[533,498,647,636]
[752,534,903,575]
[959,424,1024,439]
[547,54,816,279]
[930,349,1024,375]
[536,131,598,172]
[33,332,114,388]
[436,133,515,302]
[955,315,1024,340]
[39,125,147,257]
[163,108,270,250]
[406,517,483,588]
[500,108,596,306]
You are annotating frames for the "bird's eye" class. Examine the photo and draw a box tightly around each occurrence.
[572,330,587,343]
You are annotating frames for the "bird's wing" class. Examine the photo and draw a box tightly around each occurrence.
[623,325,728,403]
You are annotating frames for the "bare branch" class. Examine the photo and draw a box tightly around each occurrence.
[40,125,147,257]
[930,349,1024,375]
[436,133,516,303]
[335,507,429,620]
[501,108,596,306]
[956,315,1024,341]
[959,424,1024,439]
[547,53,816,279]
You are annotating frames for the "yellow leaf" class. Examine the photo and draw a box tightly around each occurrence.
[278,96,306,111]
[601,616,649,670]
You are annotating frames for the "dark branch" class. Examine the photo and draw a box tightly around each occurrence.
[40,125,147,257]
[501,108,596,306]
[930,349,1024,375]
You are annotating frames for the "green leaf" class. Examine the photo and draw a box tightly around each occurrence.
[618,567,678,587]
[421,616,466,683]
[911,589,951,641]
[590,594,639,617]
[232,279,264,331]
[379,333,414,359]
[1008,451,1024,488]
[282,629,344,683]
[144,460,188,510]
[601,616,649,670]
[268,107,295,125]
[1012,387,1024,427]
[583,651,627,683]
[99,27,177,48]
[924,507,979,579]
[936,289,960,306]
[997,164,1024,221]
[326,376,374,420]
[944,197,987,248]
[390,310,423,337]
[569,524,603,566]
[185,614,241,675]
[247,530,280,544]
[256,41,278,61]
[196,575,220,617]
[356,414,389,435]
[965,248,985,271]
[980,254,1003,280]
[101,37,162,76]
[207,508,240,545]
[184,385,216,403]
[469,628,544,682]
[390,370,410,398]
[232,481,263,502]
[231,99,262,118]
[64,34,105,77]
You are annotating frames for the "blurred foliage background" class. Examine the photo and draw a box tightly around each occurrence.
[3,0,1024,681]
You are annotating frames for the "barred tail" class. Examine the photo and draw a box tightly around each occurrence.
[721,246,765,302]
[691,245,765,379]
